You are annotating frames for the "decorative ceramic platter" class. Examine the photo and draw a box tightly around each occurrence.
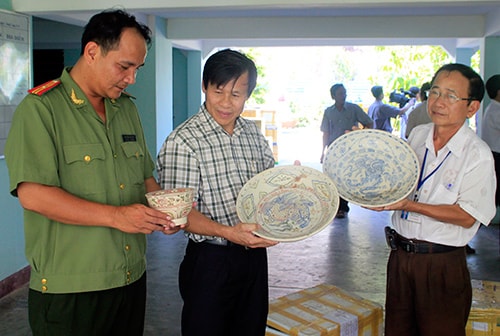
[236,165,339,242]
[322,129,419,207]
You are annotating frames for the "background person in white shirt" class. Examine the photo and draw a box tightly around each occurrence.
[481,74,500,209]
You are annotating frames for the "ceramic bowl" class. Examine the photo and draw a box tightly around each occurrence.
[145,188,194,225]
[236,165,339,242]
[322,129,419,207]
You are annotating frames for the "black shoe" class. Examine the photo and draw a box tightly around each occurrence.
[466,244,476,254]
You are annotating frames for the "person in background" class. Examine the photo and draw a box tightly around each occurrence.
[405,82,432,138]
[157,49,278,336]
[399,86,420,140]
[4,9,181,335]
[370,63,496,336]
[368,85,415,133]
[481,74,500,237]
[320,83,373,218]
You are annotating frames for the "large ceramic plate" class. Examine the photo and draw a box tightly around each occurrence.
[236,165,339,242]
[323,129,419,207]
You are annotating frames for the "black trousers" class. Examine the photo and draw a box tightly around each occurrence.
[179,240,269,336]
[339,197,350,212]
[29,272,147,336]
[492,151,500,206]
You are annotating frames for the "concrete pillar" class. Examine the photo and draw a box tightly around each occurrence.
[477,36,500,137]
[186,50,202,118]
[456,48,474,66]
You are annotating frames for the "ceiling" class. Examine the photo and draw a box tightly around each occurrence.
[12,1,500,56]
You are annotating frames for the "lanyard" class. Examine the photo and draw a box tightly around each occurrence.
[402,147,451,220]
[416,148,452,193]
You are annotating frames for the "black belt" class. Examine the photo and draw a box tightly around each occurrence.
[198,238,247,249]
[385,227,462,254]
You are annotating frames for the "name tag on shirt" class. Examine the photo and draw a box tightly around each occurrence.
[401,210,422,223]
[122,134,137,142]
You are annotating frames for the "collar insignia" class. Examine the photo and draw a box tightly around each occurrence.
[70,89,85,105]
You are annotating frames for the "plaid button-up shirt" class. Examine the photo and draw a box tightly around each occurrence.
[157,104,275,242]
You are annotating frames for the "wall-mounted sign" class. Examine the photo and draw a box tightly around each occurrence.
[0,10,30,158]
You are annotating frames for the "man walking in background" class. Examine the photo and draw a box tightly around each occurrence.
[320,83,373,218]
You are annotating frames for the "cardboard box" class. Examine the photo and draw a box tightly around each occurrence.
[267,284,383,336]
[467,280,500,336]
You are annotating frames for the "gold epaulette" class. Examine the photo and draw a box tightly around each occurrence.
[28,80,61,96]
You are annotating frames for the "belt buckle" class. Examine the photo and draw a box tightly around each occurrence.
[405,240,415,253]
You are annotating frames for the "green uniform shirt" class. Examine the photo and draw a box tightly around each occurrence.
[5,67,155,294]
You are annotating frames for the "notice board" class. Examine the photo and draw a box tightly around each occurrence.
[0,10,30,158]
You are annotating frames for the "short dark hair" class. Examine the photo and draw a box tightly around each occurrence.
[371,85,383,98]
[431,63,485,103]
[81,9,152,56]
[485,74,500,99]
[202,49,257,98]
[330,84,344,99]
[420,82,431,101]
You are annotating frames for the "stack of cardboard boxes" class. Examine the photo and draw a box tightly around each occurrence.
[467,280,500,336]
[266,284,383,336]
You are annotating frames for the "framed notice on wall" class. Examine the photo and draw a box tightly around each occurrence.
[0,10,30,158]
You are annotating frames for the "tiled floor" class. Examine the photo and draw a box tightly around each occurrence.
[1,203,498,335]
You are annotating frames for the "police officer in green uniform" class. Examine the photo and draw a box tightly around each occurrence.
[5,9,182,335]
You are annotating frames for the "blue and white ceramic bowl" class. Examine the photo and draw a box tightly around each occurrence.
[237,165,339,242]
[323,129,419,207]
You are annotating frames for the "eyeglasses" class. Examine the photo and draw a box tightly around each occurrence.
[426,89,475,105]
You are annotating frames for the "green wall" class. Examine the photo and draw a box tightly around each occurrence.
[0,0,11,10]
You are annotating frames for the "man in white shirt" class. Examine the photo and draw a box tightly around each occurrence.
[371,64,496,336]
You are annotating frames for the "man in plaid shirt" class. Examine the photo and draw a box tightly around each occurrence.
[157,49,277,336]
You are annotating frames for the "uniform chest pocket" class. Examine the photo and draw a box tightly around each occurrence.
[62,144,106,199]
[121,142,144,160]
[120,142,145,184]
[64,144,106,165]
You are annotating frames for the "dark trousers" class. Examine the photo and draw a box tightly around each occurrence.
[29,272,147,336]
[339,197,350,212]
[493,151,500,206]
[385,248,471,336]
[179,240,269,336]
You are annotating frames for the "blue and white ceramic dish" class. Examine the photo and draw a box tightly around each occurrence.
[236,165,339,242]
[323,129,419,207]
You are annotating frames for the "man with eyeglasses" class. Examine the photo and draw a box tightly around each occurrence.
[370,63,496,336]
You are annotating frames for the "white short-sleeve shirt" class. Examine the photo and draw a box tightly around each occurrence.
[392,122,496,246]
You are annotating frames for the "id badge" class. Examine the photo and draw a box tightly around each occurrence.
[406,212,422,224]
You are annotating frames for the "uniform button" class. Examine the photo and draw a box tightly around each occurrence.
[125,245,130,251]
[41,278,47,285]
[41,285,48,292]
[135,152,139,158]
[127,271,131,276]
[114,154,118,158]
[84,155,91,163]
[119,183,125,190]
